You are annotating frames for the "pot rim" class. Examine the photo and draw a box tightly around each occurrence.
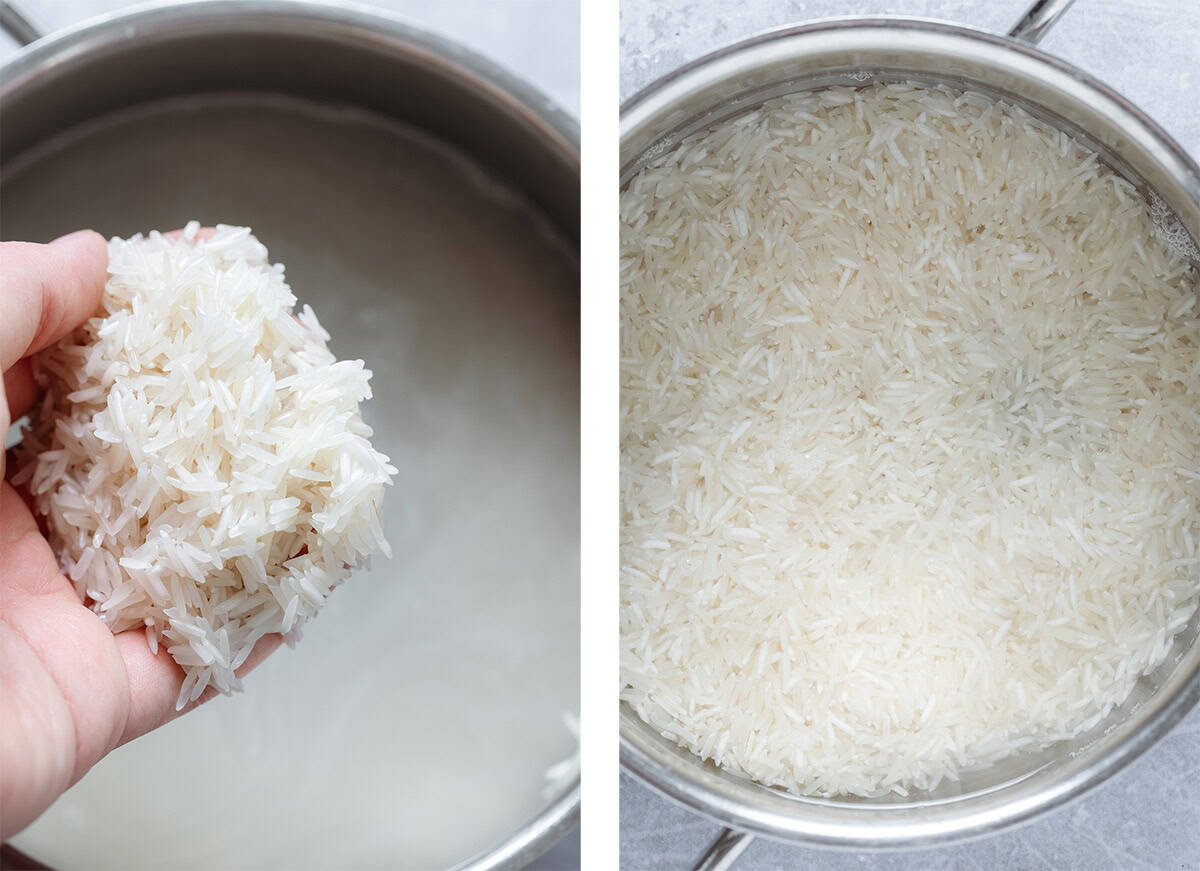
[619,15,1200,850]
[1,0,579,162]
[1,3,580,869]
[620,16,1199,209]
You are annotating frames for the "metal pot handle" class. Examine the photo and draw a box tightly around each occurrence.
[0,1,42,46]
[692,827,755,871]
[1007,0,1078,44]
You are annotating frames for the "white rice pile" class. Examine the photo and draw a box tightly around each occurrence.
[620,85,1200,797]
[13,222,396,709]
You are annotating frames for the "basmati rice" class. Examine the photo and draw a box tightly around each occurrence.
[12,222,397,709]
[620,84,1200,797]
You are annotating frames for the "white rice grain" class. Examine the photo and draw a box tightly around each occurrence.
[13,223,397,707]
[620,85,1200,798]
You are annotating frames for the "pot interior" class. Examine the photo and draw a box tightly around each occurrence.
[1,8,579,244]
[3,72,579,871]
[619,22,1200,846]
[620,25,1199,265]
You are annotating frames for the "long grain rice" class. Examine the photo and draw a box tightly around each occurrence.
[13,223,397,709]
[620,84,1200,797]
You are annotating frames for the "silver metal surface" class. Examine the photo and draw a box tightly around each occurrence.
[1,4,579,869]
[453,785,582,871]
[692,828,754,871]
[620,13,1200,853]
[0,0,40,45]
[1,0,579,241]
[1007,0,1078,44]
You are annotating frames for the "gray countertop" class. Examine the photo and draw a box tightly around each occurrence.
[620,1,1200,869]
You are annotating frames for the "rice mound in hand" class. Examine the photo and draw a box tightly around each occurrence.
[11,222,397,709]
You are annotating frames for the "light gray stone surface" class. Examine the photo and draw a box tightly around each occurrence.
[621,1,1199,869]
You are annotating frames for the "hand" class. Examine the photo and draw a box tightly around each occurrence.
[1,231,279,838]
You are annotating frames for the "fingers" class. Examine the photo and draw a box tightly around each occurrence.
[0,231,107,374]
[0,482,62,596]
[233,632,284,676]
[0,484,131,795]
[2,227,216,423]
[0,619,76,839]
[116,631,283,747]
[4,356,38,422]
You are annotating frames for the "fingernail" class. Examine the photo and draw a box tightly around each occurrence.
[50,229,96,247]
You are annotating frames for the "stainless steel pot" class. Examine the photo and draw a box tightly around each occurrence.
[1,3,579,869]
[619,1,1200,864]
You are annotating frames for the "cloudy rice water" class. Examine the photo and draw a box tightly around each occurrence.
[2,95,578,868]
[620,84,1200,797]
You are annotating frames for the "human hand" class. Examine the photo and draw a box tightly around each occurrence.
[1,231,279,838]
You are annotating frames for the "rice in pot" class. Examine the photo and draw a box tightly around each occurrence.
[620,84,1200,797]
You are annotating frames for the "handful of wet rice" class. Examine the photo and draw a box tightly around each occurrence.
[13,223,396,708]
